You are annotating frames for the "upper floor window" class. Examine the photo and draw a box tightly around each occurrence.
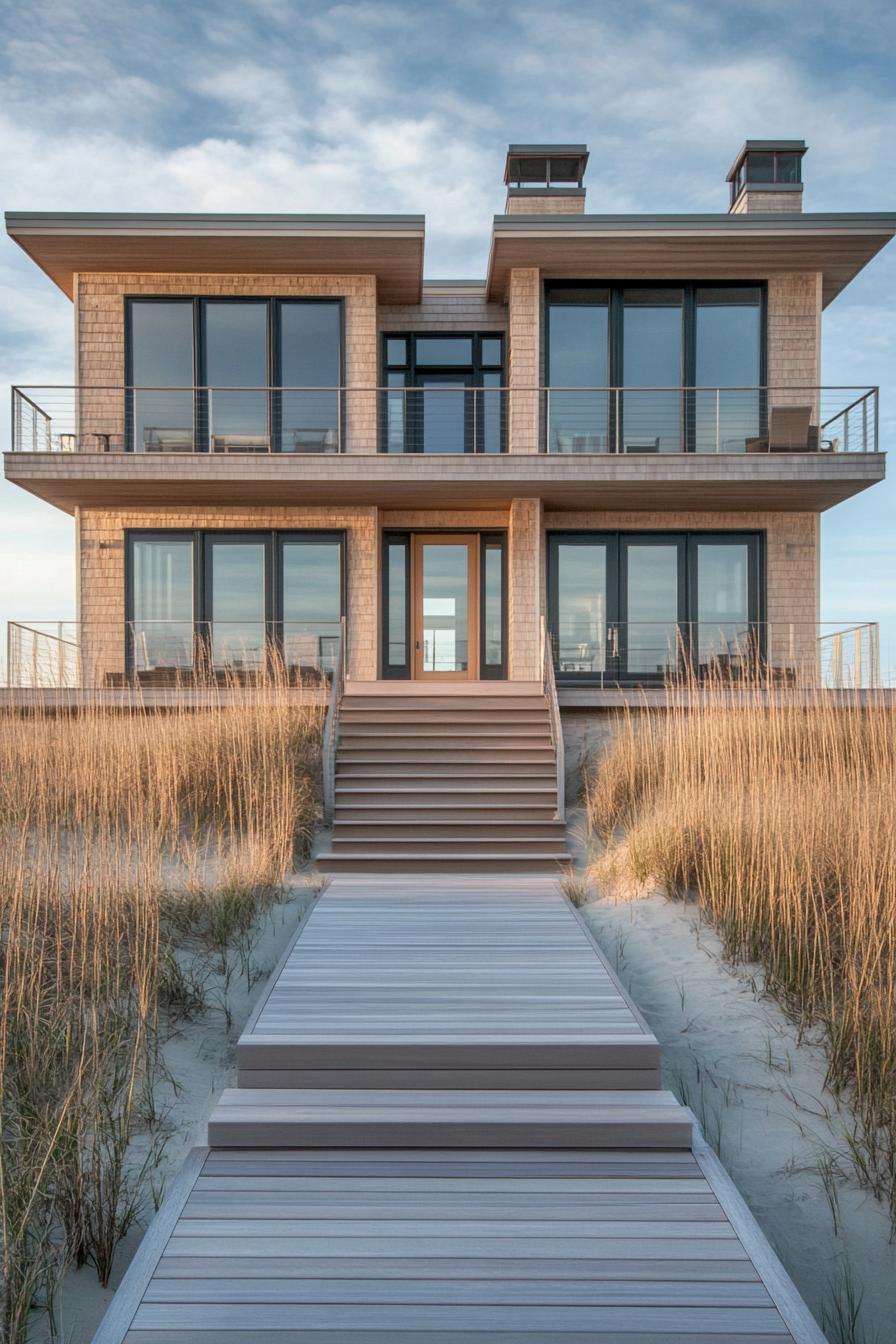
[545,283,764,454]
[126,298,343,453]
[382,332,504,453]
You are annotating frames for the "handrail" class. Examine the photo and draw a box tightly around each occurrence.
[321,616,346,824]
[541,618,565,822]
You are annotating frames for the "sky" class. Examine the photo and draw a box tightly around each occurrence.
[1,0,895,680]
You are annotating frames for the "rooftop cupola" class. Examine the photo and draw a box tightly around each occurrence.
[504,144,588,215]
[727,140,806,214]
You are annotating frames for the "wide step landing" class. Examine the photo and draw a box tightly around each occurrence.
[208,1087,692,1150]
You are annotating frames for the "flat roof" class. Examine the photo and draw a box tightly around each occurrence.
[4,212,426,303]
[487,211,896,305]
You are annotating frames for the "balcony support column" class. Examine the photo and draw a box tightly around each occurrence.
[507,268,539,454]
[508,497,542,681]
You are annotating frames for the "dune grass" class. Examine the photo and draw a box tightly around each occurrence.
[583,682,896,1226]
[0,677,324,1341]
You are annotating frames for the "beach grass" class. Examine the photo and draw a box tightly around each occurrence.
[582,681,896,1226]
[0,675,324,1341]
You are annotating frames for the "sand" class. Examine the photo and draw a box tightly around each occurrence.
[576,859,896,1342]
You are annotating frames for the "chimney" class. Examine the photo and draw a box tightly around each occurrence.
[505,144,588,215]
[727,140,806,214]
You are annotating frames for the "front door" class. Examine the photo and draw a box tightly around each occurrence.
[412,535,478,680]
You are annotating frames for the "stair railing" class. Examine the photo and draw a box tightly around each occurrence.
[322,616,346,825]
[541,618,565,822]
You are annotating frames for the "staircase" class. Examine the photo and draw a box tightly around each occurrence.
[316,686,571,873]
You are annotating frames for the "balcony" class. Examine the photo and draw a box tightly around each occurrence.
[5,385,884,513]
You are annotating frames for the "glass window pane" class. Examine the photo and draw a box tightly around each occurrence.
[482,372,503,454]
[775,153,800,184]
[624,544,681,675]
[480,337,502,367]
[420,376,467,453]
[278,303,340,453]
[129,302,194,453]
[209,541,266,670]
[483,545,503,667]
[696,543,751,668]
[695,289,761,453]
[386,338,408,366]
[745,152,775,183]
[385,372,406,453]
[281,539,341,676]
[130,537,193,671]
[420,543,469,672]
[555,542,608,674]
[414,337,473,366]
[547,303,609,453]
[204,302,269,452]
[387,542,408,667]
[622,290,682,453]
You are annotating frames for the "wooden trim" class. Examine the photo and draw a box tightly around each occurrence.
[692,1127,828,1344]
[90,1146,207,1344]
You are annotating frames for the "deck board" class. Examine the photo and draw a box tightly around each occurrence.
[93,874,825,1344]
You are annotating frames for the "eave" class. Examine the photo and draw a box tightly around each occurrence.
[4,212,426,304]
[486,212,896,305]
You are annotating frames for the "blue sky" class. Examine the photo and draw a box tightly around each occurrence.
[1,0,895,678]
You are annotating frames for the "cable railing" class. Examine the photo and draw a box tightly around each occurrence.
[322,617,346,824]
[550,621,882,690]
[6,620,342,689]
[8,385,880,455]
[6,620,883,692]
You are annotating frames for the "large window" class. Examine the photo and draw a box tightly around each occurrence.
[126,530,344,680]
[126,298,343,453]
[547,531,762,684]
[545,283,765,453]
[382,333,504,453]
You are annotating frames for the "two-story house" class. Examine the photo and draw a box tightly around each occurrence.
[4,140,893,869]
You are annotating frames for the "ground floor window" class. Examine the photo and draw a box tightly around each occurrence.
[381,531,507,680]
[126,530,344,680]
[547,531,763,684]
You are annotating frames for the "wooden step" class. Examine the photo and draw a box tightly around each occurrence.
[335,803,562,822]
[207,1088,692,1150]
[339,733,552,751]
[339,708,551,725]
[334,789,560,809]
[332,822,566,843]
[338,750,556,765]
[337,761,558,778]
[316,852,572,873]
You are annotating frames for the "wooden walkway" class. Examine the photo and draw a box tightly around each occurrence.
[94,876,825,1344]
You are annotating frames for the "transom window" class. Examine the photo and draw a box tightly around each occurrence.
[382,333,504,453]
[545,283,765,454]
[126,530,344,682]
[126,298,343,454]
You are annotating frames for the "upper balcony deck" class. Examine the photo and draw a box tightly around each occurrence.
[4,382,884,512]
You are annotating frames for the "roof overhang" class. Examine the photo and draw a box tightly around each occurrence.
[486,212,896,306]
[5,212,426,303]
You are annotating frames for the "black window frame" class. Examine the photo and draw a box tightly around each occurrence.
[124,296,345,453]
[124,527,346,678]
[380,331,505,454]
[544,281,767,454]
[546,529,765,686]
[379,529,508,679]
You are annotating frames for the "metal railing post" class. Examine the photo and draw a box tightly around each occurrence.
[715,387,721,454]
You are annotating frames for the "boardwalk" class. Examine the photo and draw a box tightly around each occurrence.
[94,877,825,1343]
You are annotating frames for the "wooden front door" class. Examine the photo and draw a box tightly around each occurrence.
[411,535,479,680]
